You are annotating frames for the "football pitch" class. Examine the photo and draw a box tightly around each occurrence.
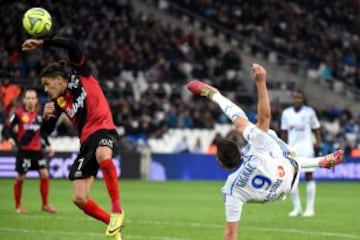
[0,179,359,240]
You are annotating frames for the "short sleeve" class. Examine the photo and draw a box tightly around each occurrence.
[280,110,288,130]
[224,194,244,222]
[242,124,268,150]
[309,108,321,129]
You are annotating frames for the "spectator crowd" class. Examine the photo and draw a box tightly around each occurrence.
[163,0,359,88]
[1,0,360,156]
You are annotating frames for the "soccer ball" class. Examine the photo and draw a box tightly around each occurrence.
[22,7,52,37]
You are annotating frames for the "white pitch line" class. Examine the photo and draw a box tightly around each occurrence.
[0,227,192,240]
[128,219,360,239]
[2,216,360,239]
[248,226,360,239]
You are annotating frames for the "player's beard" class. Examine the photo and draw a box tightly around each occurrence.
[26,103,35,112]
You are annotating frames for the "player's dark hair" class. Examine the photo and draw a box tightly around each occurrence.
[292,89,307,104]
[40,60,68,79]
[293,89,304,97]
[216,139,241,170]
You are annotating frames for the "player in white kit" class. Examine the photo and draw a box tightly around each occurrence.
[187,63,344,240]
[281,90,321,217]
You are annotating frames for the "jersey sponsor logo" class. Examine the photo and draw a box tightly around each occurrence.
[68,75,80,89]
[66,87,87,118]
[24,123,40,131]
[57,96,67,108]
[99,138,114,148]
[21,114,30,123]
[289,125,305,131]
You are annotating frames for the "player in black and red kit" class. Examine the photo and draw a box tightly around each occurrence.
[21,38,125,240]
[5,89,55,214]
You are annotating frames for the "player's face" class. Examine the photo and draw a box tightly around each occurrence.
[24,90,38,110]
[41,76,66,100]
[292,92,304,107]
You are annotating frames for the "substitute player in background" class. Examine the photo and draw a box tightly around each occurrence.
[281,90,321,217]
[4,89,55,214]
[187,63,343,240]
[21,38,124,240]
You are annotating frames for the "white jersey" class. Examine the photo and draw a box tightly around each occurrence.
[281,105,320,157]
[222,124,299,222]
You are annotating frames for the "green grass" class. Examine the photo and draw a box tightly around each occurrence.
[0,179,359,240]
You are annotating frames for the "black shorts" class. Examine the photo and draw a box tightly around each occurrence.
[69,129,120,180]
[15,150,47,174]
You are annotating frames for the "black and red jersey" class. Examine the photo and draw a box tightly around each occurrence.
[41,38,116,143]
[8,107,49,151]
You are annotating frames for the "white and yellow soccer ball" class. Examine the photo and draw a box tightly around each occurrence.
[22,7,52,37]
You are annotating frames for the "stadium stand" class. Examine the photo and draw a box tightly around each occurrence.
[0,0,359,155]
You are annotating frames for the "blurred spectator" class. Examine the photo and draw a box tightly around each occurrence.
[191,136,203,153]
[174,136,190,153]
[206,132,222,154]
[0,78,22,122]
[0,138,13,151]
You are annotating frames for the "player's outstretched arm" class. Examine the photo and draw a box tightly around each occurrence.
[22,38,85,70]
[251,63,270,132]
[187,80,250,134]
[22,39,44,51]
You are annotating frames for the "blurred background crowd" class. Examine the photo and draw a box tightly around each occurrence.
[0,0,359,156]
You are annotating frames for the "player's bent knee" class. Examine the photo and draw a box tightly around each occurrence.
[72,194,87,207]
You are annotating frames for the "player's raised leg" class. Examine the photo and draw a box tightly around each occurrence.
[187,80,248,122]
[298,149,344,169]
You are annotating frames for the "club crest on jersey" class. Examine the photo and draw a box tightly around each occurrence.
[57,96,66,108]
[21,114,30,123]
[277,166,285,177]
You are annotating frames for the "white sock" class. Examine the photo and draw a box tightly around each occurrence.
[211,93,248,121]
[306,180,316,213]
[290,187,302,212]
[297,156,322,168]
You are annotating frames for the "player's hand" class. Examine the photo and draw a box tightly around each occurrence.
[21,39,44,51]
[43,102,56,120]
[46,146,55,157]
[8,138,16,148]
[251,63,267,83]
